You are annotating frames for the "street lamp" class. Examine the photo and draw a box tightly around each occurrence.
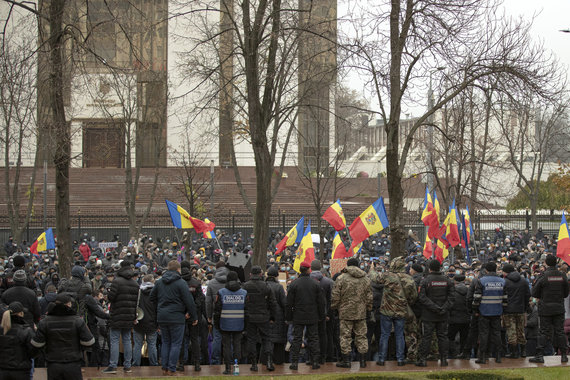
[426,66,445,193]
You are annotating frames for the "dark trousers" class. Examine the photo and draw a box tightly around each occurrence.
[537,314,566,353]
[478,315,502,358]
[0,369,30,380]
[246,321,271,363]
[419,320,449,359]
[290,323,320,363]
[181,323,201,364]
[47,361,82,380]
[448,323,469,356]
[464,314,479,354]
[222,331,242,365]
[317,320,327,361]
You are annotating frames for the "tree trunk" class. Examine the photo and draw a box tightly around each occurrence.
[251,151,272,267]
[49,0,72,279]
[385,134,405,258]
[530,189,538,234]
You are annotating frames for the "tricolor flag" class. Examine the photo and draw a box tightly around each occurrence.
[349,197,389,244]
[423,234,432,259]
[421,187,439,239]
[30,228,55,256]
[275,217,304,255]
[445,199,461,247]
[348,240,363,256]
[322,199,346,231]
[434,235,450,263]
[203,218,217,239]
[556,212,570,266]
[165,200,215,233]
[433,191,441,224]
[293,221,315,272]
[331,231,349,259]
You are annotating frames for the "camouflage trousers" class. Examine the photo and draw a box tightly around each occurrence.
[339,319,368,355]
[404,316,420,361]
[503,313,526,345]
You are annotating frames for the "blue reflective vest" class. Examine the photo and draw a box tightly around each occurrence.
[219,287,247,331]
[478,275,506,316]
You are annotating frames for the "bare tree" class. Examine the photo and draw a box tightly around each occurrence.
[0,10,38,243]
[176,0,336,266]
[342,0,562,257]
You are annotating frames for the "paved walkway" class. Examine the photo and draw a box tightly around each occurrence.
[31,356,569,379]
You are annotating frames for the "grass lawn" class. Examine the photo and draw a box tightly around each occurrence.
[92,366,569,380]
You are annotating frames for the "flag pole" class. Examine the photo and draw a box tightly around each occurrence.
[344,226,352,246]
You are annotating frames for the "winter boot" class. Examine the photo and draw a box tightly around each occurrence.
[440,355,448,367]
[415,359,427,367]
[311,358,321,370]
[475,353,488,364]
[289,362,298,370]
[250,360,258,372]
[266,354,275,371]
[520,345,527,358]
[529,349,544,364]
[194,360,201,372]
[561,349,568,363]
[496,351,502,363]
[336,354,351,368]
[360,353,367,368]
[506,345,519,359]
[223,364,231,375]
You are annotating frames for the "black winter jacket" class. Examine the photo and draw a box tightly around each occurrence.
[418,272,455,322]
[0,315,35,370]
[503,271,531,314]
[243,275,277,323]
[134,284,158,333]
[411,272,424,318]
[449,283,470,324]
[266,277,287,343]
[108,266,139,329]
[84,294,110,333]
[310,271,334,318]
[285,273,325,324]
[1,284,41,326]
[31,304,94,363]
[371,281,384,320]
[531,267,569,316]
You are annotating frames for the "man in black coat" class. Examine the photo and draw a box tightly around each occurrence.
[58,265,92,317]
[310,259,335,363]
[102,261,139,374]
[448,275,470,358]
[265,267,287,365]
[1,270,41,327]
[285,261,325,370]
[243,265,278,371]
[133,274,158,367]
[529,255,569,363]
[416,260,455,367]
[32,294,94,380]
[502,263,531,358]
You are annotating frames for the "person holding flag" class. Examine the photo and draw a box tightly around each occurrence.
[293,221,315,272]
[421,188,439,239]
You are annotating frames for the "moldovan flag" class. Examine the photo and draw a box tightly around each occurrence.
[421,187,439,239]
[445,199,461,247]
[434,236,449,264]
[423,234,432,259]
[349,197,389,244]
[348,240,363,256]
[556,212,570,265]
[275,216,304,255]
[331,231,349,259]
[203,219,217,239]
[293,221,315,272]
[165,200,215,233]
[433,191,441,224]
[322,199,346,231]
[30,228,55,256]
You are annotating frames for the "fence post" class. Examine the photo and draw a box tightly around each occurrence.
[231,211,235,235]
[282,212,286,232]
[78,209,82,239]
[525,210,530,230]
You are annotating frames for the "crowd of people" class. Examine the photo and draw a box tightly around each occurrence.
[0,225,569,378]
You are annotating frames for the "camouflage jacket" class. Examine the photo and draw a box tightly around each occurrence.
[369,257,417,319]
[331,266,373,320]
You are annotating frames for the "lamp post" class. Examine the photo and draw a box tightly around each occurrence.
[426,67,445,193]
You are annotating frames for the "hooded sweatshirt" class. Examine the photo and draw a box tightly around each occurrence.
[150,270,197,325]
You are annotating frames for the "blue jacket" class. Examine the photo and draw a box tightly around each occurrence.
[473,273,506,317]
[214,280,246,332]
[150,270,197,325]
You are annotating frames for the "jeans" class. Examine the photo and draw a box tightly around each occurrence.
[109,328,133,369]
[132,330,158,366]
[378,315,405,362]
[211,326,222,364]
[160,324,186,372]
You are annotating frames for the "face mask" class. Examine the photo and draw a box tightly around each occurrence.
[455,270,461,275]
[286,267,291,271]
[530,276,535,280]
[360,265,365,269]
[168,253,173,257]
[280,267,286,271]
[323,265,329,270]
[468,276,474,281]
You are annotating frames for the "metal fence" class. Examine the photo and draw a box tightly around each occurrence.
[0,209,563,245]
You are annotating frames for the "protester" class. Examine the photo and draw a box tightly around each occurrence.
[31,294,94,380]
[150,260,198,376]
[0,302,35,379]
[132,274,158,368]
